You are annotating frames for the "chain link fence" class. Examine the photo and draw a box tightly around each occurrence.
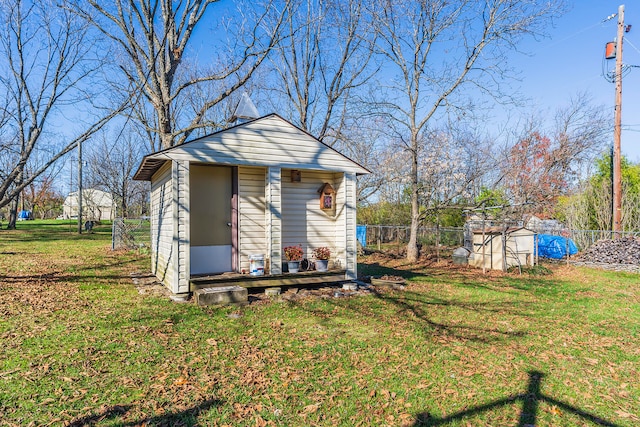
[567,229,640,251]
[356,224,640,254]
[112,217,150,251]
[357,225,465,251]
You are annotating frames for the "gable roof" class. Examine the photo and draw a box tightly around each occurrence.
[133,114,370,181]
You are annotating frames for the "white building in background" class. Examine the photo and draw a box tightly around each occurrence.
[62,189,115,221]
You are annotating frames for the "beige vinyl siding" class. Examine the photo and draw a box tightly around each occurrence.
[333,173,347,270]
[238,166,267,273]
[150,163,174,289]
[343,173,357,279]
[175,161,190,293]
[148,116,369,174]
[281,169,337,261]
[266,167,282,274]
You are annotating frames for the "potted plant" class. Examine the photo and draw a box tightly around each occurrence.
[312,247,331,272]
[283,245,304,273]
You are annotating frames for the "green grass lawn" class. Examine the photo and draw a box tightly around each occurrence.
[1,220,638,426]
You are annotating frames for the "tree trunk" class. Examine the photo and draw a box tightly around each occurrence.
[7,195,18,230]
[121,181,128,219]
[407,142,420,262]
[158,101,173,149]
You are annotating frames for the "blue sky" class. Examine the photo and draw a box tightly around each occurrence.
[513,1,640,161]
[65,0,640,197]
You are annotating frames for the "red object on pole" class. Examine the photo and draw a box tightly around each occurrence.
[605,41,616,59]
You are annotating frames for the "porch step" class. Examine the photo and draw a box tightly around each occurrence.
[194,285,248,306]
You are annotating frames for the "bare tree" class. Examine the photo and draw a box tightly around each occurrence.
[24,175,64,219]
[370,0,563,261]
[85,129,149,218]
[0,0,124,228]
[622,183,640,231]
[71,0,291,151]
[561,153,640,233]
[419,128,493,216]
[497,94,609,217]
[591,178,612,232]
[262,0,376,144]
[332,116,392,203]
[557,184,591,232]
[376,125,493,221]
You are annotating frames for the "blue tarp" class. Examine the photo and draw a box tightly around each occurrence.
[356,225,367,248]
[537,234,578,259]
[17,210,32,220]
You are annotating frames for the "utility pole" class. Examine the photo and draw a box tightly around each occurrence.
[612,4,624,238]
[77,140,83,234]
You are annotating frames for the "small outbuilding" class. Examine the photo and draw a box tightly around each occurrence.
[467,226,536,271]
[133,114,370,299]
[62,189,115,221]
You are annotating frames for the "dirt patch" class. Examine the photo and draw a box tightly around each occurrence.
[361,249,640,287]
[130,272,171,297]
[360,249,514,280]
[247,284,378,305]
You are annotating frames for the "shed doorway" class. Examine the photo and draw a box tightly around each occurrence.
[190,165,234,275]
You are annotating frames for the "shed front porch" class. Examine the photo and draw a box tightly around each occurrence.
[190,269,348,291]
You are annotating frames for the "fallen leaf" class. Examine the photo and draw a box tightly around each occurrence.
[255,415,267,427]
[173,376,188,386]
[550,405,562,416]
[303,404,319,414]
[615,409,635,419]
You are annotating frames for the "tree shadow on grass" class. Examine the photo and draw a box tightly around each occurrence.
[290,285,529,344]
[359,260,568,292]
[67,398,222,427]
[366,287,529,343]
[413,371,620,427]
[0,257,143,285]
[0,227,112,243]
[293,260,534,343]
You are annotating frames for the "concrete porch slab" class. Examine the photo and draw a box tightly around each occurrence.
[194,285,248,306]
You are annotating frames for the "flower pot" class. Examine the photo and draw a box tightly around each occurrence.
[315,259,329,272]
[287,261,300,273]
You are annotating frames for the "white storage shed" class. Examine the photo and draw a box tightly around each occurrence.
[133,114,370,298]
[468,227,536,271]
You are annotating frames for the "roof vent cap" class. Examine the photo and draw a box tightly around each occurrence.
[230,92,260,124]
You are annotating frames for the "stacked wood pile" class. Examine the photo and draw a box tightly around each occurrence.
[579,237,640,264]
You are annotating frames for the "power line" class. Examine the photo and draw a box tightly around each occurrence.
[625,37,640,56]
